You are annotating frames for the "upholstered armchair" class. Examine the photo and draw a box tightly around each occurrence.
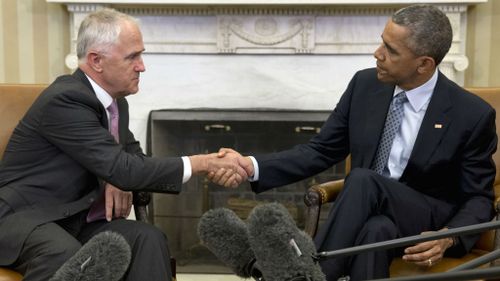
[304,88,500,276]
[0,84,173,281]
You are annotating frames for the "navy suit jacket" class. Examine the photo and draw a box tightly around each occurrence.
[0,69,183,265]
[251,68,497,255]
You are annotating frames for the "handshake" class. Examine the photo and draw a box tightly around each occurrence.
[189,148,254,188]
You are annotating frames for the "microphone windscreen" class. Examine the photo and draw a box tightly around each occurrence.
[198,207,255,277]
[247,203,326,281]
[49,231,131,281]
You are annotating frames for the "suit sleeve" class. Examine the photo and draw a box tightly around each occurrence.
[251,73,359,193]
[447,106,497,255]
[39,91,184,193]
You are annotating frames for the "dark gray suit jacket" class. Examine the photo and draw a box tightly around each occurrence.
[251,68,497,255]
[0,69,183,265]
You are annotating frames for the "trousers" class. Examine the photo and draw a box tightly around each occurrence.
[7,210,172,281]
[314,168,455,280]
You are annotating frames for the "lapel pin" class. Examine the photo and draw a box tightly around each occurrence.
[434,124,443,129]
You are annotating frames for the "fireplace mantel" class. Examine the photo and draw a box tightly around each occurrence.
[48,0,482,78]
[47,0,485,4]
[47,0,486,147]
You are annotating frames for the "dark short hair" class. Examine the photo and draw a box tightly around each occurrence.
[392,5,452,65]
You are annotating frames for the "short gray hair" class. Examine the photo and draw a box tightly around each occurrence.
[76,8,138,61]
[392,5,452,65]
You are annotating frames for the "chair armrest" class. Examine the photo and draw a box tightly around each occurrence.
[306,179,345,206]
[133,191,151,223]
[492,194,500,259]
[303,179,345,237]
[0,268,22,281]
[495,196,500,214]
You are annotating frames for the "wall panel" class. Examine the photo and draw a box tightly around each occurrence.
[0,0,69,84]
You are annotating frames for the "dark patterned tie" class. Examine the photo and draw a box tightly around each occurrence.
[87,100,120,222]
[372,91,408,175]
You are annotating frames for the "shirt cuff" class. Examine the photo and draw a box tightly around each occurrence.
[181,156,192,184]
[248,156,259,182]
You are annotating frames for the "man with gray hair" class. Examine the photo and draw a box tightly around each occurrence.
[212,4,496,280]
[0,8,247,281]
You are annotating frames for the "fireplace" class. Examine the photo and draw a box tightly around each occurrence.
[147,108,346,273]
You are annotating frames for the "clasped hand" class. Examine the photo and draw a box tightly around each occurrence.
[206,148,254,188]
[402,228,455,267]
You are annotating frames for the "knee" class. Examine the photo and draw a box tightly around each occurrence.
[347,168,378,184]
[44,240,82,271]
[128,222,169,251]
[343,168,380,195]
[358,215,398,243]
[139,223,168,243]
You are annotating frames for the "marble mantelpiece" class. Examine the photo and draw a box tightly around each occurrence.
[47,0,485,146]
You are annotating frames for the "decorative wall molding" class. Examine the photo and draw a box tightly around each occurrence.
[217,16,314,53]
[57,4,471,58]
[66,3,108,12]
[46,0,486,148]
[46,0,486,4]
[55,1,475,84]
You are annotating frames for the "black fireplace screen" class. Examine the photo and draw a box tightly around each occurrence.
[147,109,346,273]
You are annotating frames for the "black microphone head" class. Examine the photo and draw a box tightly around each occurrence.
[198,207,255,278]
[247,203,326,281]
[49,231,131,281]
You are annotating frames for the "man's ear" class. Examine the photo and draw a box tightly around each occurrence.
[417,56,436,75]
[87,52,104,73]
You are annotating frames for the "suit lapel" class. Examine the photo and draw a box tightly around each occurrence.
[402,73,452,179]
[361,85,395,168]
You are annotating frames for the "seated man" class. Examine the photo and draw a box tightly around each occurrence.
[0,8,244,281]
[212,4,497,281]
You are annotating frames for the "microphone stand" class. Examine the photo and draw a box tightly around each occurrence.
[314,220,500,261]
[312,220,500,281]
[369,266,500,281]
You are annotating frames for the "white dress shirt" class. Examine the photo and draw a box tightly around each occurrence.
[386,69,437,179]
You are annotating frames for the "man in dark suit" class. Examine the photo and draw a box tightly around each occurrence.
[0,8,245,281]
[212,5,497,280]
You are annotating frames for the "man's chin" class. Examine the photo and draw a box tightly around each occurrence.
[376,72,393,84]
[128,85,140,95]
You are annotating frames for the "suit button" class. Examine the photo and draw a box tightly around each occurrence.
[63,210,71,217]
[88,197,95,203]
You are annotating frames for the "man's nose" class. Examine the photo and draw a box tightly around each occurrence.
[136,57,146,72]
[373,44,384,61]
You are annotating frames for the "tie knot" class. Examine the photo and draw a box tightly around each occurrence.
[107,100,119,116]
[394,91,408,105]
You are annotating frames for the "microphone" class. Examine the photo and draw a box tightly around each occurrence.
[247,203,326,281]
[49,231,131,281]
[198,207,261,279]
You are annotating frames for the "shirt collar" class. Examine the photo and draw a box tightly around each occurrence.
[394,69,438,112]
[85,74,114,109]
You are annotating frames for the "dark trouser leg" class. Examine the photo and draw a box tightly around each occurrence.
[12,222,82,281]
[78,219,172,281]
[314,168,454,281]
[348,215,398,280]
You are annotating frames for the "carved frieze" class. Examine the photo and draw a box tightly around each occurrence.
[53,1,479,85]
[217,16,314,53]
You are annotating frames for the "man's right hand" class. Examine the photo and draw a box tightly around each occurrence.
[208,148,254,188]
[188,150,253,188]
